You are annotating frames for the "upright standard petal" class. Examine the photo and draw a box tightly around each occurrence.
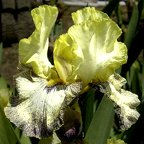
[54,18,127,85]
[19,5,58,78]
[72,7,109,24]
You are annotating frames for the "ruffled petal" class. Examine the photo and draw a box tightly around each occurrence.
[19,5,58,78]
[72,7,109,24]
[4,74,82,138]
[54,18,127,85]
[99,74,140,130]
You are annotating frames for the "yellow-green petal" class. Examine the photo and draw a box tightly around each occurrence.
[0,76,10,108]
[54,17,127,85]
[72,7,109,24]
[107,138,126,144]
[54,33,81,83]
[19,5,58,78]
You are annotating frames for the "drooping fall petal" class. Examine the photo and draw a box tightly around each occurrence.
[4,72,82,138]
[100,73,140,130]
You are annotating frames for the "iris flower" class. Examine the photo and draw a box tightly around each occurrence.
[99,73,140,130]
[4,5,140,139]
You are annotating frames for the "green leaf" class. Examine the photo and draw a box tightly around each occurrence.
[0,105,20,144]
[19,5,58,78]
[82,89,95,133]
[141,64,144,100]
[0,43,3,65]
[129,61,142,95]
[84,96,114,144]
[15,128,32,144]
[121,0,144,75]
[103,0,120,16]
[38,133,61,144]
[124,2,139,49]
[115,4,123,27]
[20,134,31,144]
[138,0,144,20]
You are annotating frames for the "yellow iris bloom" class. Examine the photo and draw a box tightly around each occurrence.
[4,5,140,138]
